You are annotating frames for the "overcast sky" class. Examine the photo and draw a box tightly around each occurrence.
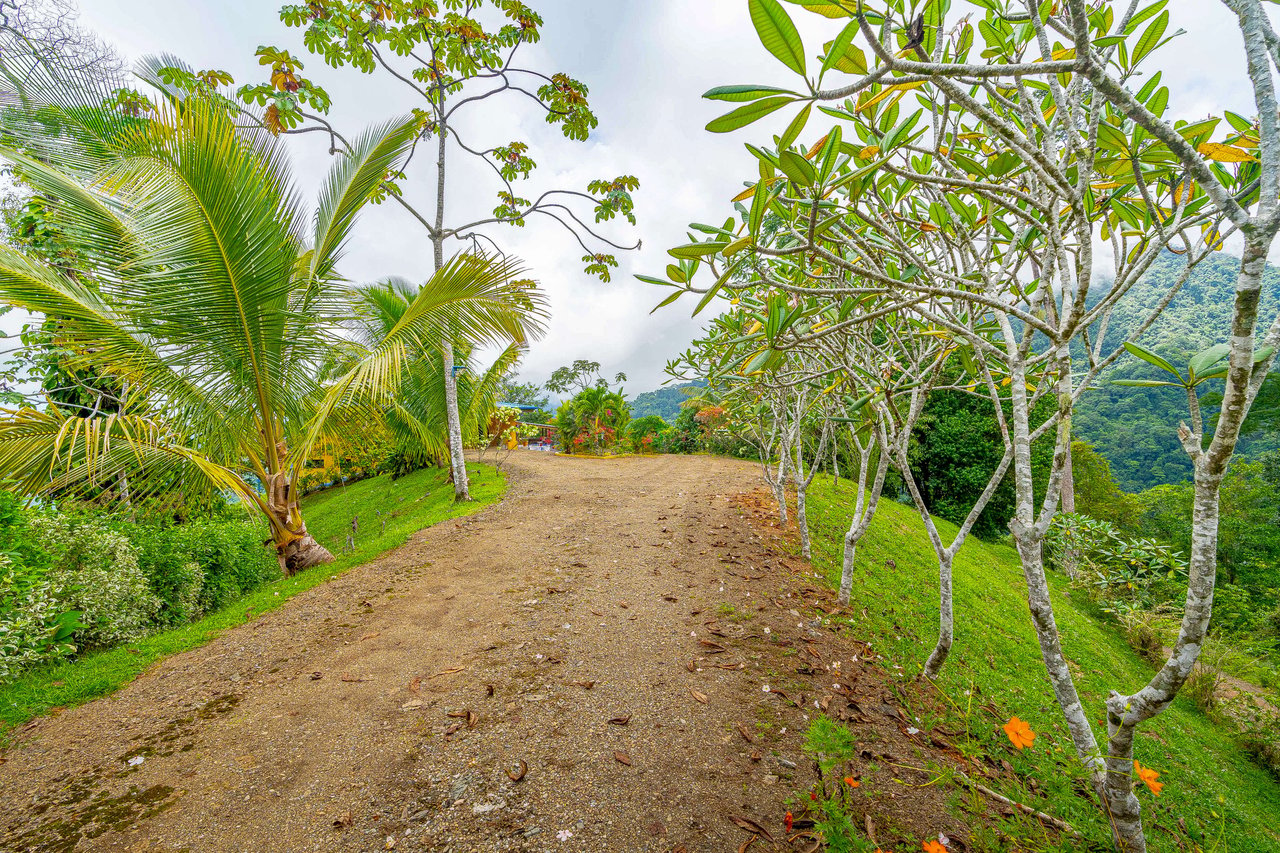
[58,1,1279,395]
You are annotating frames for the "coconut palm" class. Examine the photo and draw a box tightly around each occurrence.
[351,277,527,470]
[0,59,547,573]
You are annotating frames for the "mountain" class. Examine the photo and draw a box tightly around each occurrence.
[628,380,706,422]
[1074,251,1280,492]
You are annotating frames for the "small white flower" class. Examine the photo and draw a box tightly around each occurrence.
[907,726,921,735]
[127,756,145,766]
[763,627,771,634]
[557,829,574,842]
[939,832,951,846]
[762,684,770,692]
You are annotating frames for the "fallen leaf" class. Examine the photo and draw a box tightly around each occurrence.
[617,601,629,609]
[608,715,632,726]
[730,815,775,842]
[686,660,696,672]
[486,684,495,697]
[444,722,462,736]
[360,632,380,641]
[446,709,468,718]
[507,759,528,782]
[429,666,466,679]
[750,749,762,762]
[407,676,422,694]
[333,810,353,828]
[698,640,728,654]
[467,709,478,728]
[340,674,365,683]
[662,595,678,602]
[736,722,755,743]
[310,671,323,681]
[737,837,756,853]
[568,680,595,689]
[614,751,632,766]
[690,689,709,705]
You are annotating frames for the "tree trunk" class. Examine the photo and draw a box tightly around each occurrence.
[442,336,470,502]
[797,487,811,558]
[278,527,335,575]
[922,551,953,679]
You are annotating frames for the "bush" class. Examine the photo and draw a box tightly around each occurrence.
[31,514,160,648]
[128,525,205,627]
[0,553,78,683]
[1045,513,1187,610]
[167,519,277,613]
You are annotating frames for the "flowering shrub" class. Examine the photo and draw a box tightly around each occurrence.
[32,515,161,647]
[555,386,630,454]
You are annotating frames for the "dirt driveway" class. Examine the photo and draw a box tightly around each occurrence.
[0,453,960,852]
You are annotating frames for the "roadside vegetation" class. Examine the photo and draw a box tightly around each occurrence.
[0,463,503,736]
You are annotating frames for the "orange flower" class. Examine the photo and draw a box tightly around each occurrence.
[923,841,947,853]
[784,811,793,832]
[1134,761,1164,796]
[1002,716,1036,750]
[844,776,860,788]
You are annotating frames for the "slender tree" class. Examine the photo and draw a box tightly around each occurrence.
[236,1,640,500]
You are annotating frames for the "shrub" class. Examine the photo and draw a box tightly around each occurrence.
[128,525,205,627]
[1045,513,1187,610]
[0,553,79,683]
[167,519,277,613]
[31,514,160,647]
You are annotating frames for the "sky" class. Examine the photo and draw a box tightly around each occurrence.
[42,0,1280,396]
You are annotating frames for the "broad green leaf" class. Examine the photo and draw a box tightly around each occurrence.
[749,0,807,76]
[668,241,729,260]
[778,150,817,185]
[704,85,802,102]
[706,96,794,133]
[779,102,813,149]
[648,290,684,313]
[1123,341,1181,380]
[822,21,865,75]
[1188,343,1230,379]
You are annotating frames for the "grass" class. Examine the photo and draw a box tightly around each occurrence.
[801,475,1280,853]
[0,463,504,737]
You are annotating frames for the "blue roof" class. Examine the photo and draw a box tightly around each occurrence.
[498,402,542,410]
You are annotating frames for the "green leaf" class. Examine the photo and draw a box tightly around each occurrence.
[706,96,794,133]
[668,241,729,260]
[1123,341,1182,380]
[778,150,817,186]
[1112,379,1183,388]
[648,290,684,313]
[749,0,807,76]
[778,102,813,150]
[666,264,688,284]
[1188,343,1230,379]
[1131,10,1168,65]
[704,85,802,102]
[822,20,865,75]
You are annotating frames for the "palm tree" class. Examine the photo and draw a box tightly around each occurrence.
[0,59,547,573]
[351,277,527,470]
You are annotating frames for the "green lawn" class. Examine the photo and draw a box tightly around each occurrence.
[803,476,1280,852]
[0,463,504,737]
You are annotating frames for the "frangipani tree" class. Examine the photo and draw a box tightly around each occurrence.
[652,1,1280,849]
[0,61,546,573]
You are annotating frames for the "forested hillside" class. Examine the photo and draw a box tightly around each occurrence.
[1076,251,1280,491]
[627,380,705,421]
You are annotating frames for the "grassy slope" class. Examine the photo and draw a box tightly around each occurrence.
[0,463,503,735]
[804,475,1280,853]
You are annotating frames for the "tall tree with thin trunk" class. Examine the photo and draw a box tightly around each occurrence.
[239,0,640,500]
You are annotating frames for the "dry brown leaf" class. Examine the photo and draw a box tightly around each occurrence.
[446,709,468,719]
[698,639,727,653]
[444,722,462,736]
[429,666,466,679]
[568,680,595,689]
[737,837,756,853]
[407,676,422,694]
[736,722,755,743]
[310,671,323,680]
[685,660,696,672]
[340,674,364,683]
[749,749,762,762]
[359,632,380,641]
[729,815,774,842]
[333,810,353,829]
[617,601,629,609]
[466,709,478,728]
[608,715,632,726]
[690,689,708,705]
[507,759,528,782]
[662,595,678,602]
[613,750,632,766]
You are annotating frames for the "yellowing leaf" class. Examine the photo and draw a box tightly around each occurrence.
[805,134,830,159]
[856,81,925,113]
[858,144,880,159]
[1197,142,1256,163]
